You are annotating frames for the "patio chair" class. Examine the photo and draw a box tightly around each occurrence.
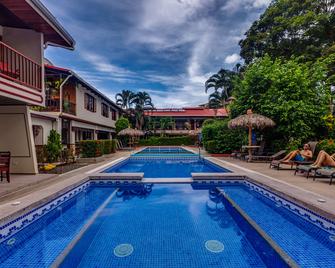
[248,150,286,163]
[294,164,318,179]
[0,151,10,183]
[313,167,335,185]
[270,141,318,170]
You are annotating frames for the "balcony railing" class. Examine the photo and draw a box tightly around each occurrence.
[0,41,42,90]
[63,101,76,115]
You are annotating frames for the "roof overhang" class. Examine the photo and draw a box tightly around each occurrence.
[0,0,75,49]
[45,65,124,112]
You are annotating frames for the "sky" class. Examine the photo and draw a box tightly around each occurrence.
[42,0,271,108]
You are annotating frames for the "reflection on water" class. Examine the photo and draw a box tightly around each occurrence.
[206,188,233,229]
[116,184,153,200]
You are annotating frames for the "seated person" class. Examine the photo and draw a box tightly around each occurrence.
[311,150,335,168]
[279,144,313,163]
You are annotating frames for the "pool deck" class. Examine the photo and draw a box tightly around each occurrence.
[0,147,334,224]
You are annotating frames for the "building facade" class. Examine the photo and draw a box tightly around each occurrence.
[31,65,122,151]
[0,0,75,173]
[145,107,227,135]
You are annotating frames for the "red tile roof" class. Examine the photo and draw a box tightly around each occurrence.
[145,107,228,117]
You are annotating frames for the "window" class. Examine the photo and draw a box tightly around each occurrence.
[84,93,96,112]
[111,109,117,120]
[101,103,109,117]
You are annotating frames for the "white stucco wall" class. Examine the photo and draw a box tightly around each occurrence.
[0,27,45,106]
[31,116,57,145]
[75,84,118,129]
[0,106,38,174]
[2,27,43,65]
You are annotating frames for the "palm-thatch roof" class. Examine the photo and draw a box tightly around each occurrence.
[228,110,275,129]
[118,128,144,136]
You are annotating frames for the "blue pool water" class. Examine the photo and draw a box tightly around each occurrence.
[60,184,271,268]
[0,186,113,268]
[1,182,334,267]
[134,147,194,156]
[103,158,230,178]
[223,185,335,268]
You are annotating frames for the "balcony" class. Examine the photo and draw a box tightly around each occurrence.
[63,101,76,115]
[0,41,42,91]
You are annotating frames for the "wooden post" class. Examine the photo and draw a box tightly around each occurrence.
[248,125,252,162]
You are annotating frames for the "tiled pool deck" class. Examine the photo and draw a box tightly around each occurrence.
[0,147,334,225]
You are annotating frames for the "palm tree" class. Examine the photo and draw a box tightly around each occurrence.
[208,91,225,117]
[129,91,154,130]
[205,69,236,98]
[115,90,134,109]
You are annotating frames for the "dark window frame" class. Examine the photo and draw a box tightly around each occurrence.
[84,93,96,112]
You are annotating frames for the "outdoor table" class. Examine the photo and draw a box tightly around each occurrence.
[242,145,260,162]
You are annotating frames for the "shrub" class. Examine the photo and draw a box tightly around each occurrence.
[202,119,247,154]
[80,140,103,158]
[115,117,129,133]
[317,139,335,155]
[46,129,62,162]
[80,140,118,157]
[139,136,196,146]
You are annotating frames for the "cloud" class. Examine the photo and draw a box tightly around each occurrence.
[222,0,271,13]
[224,53,240,64]
[42,0,270,107]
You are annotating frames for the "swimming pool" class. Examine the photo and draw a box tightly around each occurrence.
[0,183,292,268]
[103,158,230,178]
[133,146,195,156]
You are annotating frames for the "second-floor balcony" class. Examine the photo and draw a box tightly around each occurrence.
[0,41,42,91]
[44,98,76,115]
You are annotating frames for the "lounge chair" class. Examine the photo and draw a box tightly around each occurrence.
[270,141,317,170]
[294,165,318,179]
[313,167,335,185]
[249,150,286,162]
[0,151,10,183]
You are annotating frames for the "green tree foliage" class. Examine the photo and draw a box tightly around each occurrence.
[230,55,330,144]
[129,91,154,130]
[239,0,335,63]
[115,90,135,109]
[202,119,247,154]
[46,129,62,162]
[205,69,237,96]
[115,117,129,133]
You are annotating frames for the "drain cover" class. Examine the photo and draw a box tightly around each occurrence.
[7,238,16,246]
[114,243,134,257]
[205,240,224,253]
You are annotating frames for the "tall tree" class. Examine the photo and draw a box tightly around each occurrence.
[115,90,134,109]
[208,90,227,117]
[205,69,237,98]
[239,0,335,64]
[130,91,154,130]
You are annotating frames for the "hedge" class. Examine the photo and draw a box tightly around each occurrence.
[202,119,247,154]
[139,136,196,146]
[80,139,117,158]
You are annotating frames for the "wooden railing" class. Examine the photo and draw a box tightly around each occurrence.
[0,41,42,90]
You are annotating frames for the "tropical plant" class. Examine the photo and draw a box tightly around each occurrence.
[239,0,335,64]
[208,90,227,116]
[129,91,154,130]
[46,129,62,162]
[159,117,174,136]
[115,117,129,133]
[202,119,247,153]
[205,69,237,97]
[230,55,330,144]
[115,90,135,109]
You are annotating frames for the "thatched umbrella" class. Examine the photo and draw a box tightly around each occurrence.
[228,109,275,160]
[118,128,144,147]
[118,128,144,137]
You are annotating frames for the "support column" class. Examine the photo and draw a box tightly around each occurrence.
[0,105,38,174]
